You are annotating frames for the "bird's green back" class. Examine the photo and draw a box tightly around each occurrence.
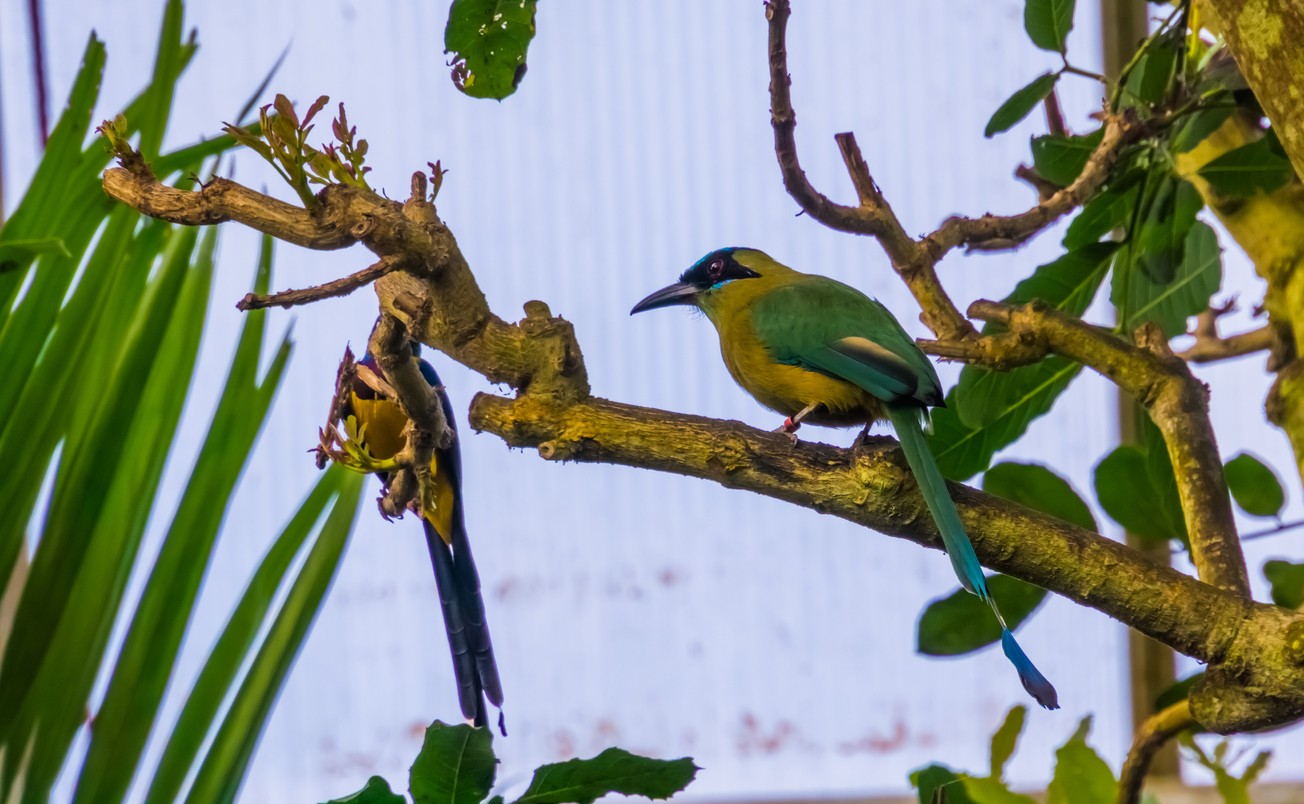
[747,272,943,406]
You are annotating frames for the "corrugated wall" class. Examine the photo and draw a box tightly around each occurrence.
[2,1,1301,800]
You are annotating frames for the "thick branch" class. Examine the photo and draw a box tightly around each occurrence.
[1117,700,1196,804]
[101,149,1302,733]
[469,392,1304,732]
[954,301,1250,597]
[1204,0,1304,181]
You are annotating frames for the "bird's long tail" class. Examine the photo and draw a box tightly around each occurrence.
[422,520,505,732]
[886,404,1059,710]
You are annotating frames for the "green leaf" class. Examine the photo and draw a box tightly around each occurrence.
[1170,101,1235,153]
[0,238,71,266]
[1114,221,1222,337]
[917,575,1049,656]
[513,748,698,804]
[943,242,1115,466]
[1046,719,1117,804]
[323,776,407,804]
[985,73,1058,138]
[1063,184,1137,249]
[1031,128,1103,186]
[989,706,1027,781]
[1224,452,1286,518]
[911,764,974,804]
[146,468,363,803]
[1093,444,1187,545]
[1123,32,1179,107]
[1155,672,1203,710]
[1023,0,1076,53]
[1135,177,1202,284]
[1263,560,1304,609]
[1182,735,1271,804]
[409,722,497,804]
[73,238,291,804]
[444,0,538,100]
[1198,135,1295,198]
[324,776,406,797]
[185,468,365,804]
[930,358,1082,481]
[983,463,1097,531]
[960,776,1037,804]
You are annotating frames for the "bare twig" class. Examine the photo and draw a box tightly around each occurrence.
[1118,700,1196,804]
[237,255,406,310]
[765,0,1155,340]
[1179,324,1273,363]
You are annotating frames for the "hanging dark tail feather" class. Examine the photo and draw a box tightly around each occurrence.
[449,523,504,710]
[886,403,1059,710]
[422,519,488,726]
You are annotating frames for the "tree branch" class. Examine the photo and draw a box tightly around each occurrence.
[1117,700,1196,804]
[764,0,1156,343]
[100,134,1303,734]
[935,300,1250,598]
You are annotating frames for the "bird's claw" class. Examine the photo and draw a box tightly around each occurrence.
[772,418,801,448]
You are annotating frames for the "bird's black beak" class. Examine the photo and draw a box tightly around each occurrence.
[630,282,700,315]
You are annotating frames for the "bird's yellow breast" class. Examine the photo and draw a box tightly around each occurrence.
[351,393,457,543]
[708,296,881,426]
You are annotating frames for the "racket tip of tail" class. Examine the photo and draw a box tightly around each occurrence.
[1001,629,1059,710]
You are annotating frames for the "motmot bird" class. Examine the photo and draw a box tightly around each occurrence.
[630,247,1058,709]
[344,348,505,730]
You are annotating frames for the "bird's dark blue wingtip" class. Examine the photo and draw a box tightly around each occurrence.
[1001,629,1059,710]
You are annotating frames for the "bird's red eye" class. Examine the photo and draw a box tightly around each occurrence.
[709,259,725,280]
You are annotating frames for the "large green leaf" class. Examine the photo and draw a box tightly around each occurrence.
[989,706,1027,782]
[444,0,538,100]
[1134,176,1202,284]
[1063,184,1137,249]
[1263,560,1304,610]
[184,468,365,804]
[954,244,1114,430]
[73,239,291,804]
[323,776,407,804]
[917,574,1049,656]
[512,748,697,804]
[1224,453,1285,518]
[1046,718,1116,804]
[1031,128,1102,187]
[1023,0,1076,53]
[983,462,1096,531]
[932,244,1113,480]
[145,469,362,803]
[1122,32,1179,107]
[912,764,975,804]
[931,358,1082,482]
[1197,135,1295,198]
[1113,221,1222,337]
[409,722,497,804]
[0,225,205,781]
[1093,444,1187,546]
[985,73,1058,138]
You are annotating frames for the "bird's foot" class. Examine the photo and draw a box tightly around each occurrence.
[773,417,801,447]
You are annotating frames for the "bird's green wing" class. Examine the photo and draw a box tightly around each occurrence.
[750,275,942,405]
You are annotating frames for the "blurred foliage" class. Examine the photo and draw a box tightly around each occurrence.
[0,2,364,801]
[324,722,697,804]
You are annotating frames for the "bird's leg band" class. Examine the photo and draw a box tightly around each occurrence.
[775,402,819,435]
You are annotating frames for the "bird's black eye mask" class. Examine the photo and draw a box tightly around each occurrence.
[680,250,761,289]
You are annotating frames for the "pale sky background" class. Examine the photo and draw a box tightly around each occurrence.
[2,1,1302,801]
